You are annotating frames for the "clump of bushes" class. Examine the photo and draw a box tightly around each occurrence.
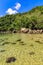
[0,42,10,46]
[29,51,35,55]
[30,44,34,47]
[35,40,43,44]
[17,39,21,42]
[6,57,16,63]
[0,50,5,52]
[12,42,16,45]
[20,43,26,45]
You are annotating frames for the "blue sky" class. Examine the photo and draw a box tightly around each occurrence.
[0,0,43,16]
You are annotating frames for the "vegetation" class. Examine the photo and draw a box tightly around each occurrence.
[0,34,43,65]
[0,6,43,32]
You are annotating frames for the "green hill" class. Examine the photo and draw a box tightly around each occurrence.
[0,6,43,32]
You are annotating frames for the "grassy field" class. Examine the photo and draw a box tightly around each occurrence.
[0,33,43,65]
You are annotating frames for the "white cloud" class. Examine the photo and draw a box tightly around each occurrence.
[6,2,21,15]
[6,8,18,15]
[14,3,21,10]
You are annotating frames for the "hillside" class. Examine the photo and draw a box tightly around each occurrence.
[0,6,43,32]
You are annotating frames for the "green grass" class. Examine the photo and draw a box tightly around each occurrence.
[0,33,43,65]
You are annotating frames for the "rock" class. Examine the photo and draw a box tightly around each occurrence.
[29,29,43,34]
[32,30,37,34]
[39,29,43,34]
[21,28,29,33]
[28,29,33,34]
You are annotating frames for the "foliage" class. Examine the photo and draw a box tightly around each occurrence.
[0,6,43,32]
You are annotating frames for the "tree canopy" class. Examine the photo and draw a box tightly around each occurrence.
[0,6,43,32]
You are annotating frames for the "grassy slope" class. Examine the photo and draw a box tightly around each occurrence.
[0,34,43,65]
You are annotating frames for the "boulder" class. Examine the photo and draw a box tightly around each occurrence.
[28,29,33,34]
[32,30,37,34]
[21,28,29,33]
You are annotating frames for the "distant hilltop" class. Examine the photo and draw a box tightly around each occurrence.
[0,6,43,33]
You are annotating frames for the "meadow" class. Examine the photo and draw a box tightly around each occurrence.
[0,33,43,65]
